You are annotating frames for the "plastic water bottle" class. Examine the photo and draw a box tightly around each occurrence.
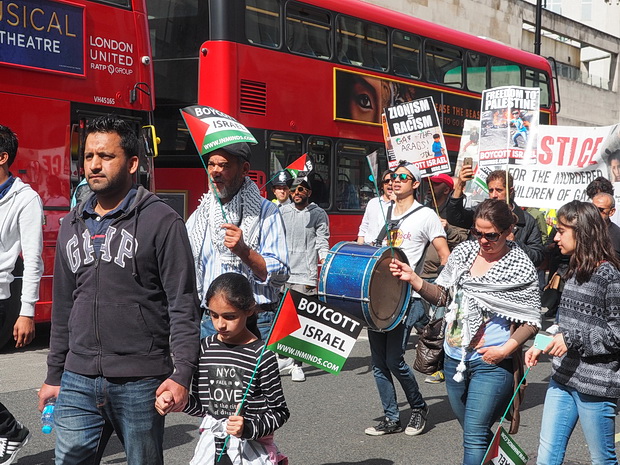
[41,397,56,434]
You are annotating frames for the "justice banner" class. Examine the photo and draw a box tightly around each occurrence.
[382,96,451,176]
[479,86,540,167]
[459,122,620,210]
[267,290,364,375]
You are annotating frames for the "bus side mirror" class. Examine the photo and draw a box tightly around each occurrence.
[142,125,160,157]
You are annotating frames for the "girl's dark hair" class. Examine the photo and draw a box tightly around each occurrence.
[473,198,517,232]
[206,272,256,313]
[556,200,620,283]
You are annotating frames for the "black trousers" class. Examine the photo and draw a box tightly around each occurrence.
[0,299,19,437]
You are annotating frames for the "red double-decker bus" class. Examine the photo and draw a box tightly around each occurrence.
[0,0,155,346]
[148,0,559,240]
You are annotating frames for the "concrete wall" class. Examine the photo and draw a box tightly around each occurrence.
[362,0,620,127]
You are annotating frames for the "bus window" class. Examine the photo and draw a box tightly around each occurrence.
[307,137,331,209]
[286,2,331,59]
[525,69,550,107]
[268,131,303,185]
[148,0,201,59]
[336,141,384,211]
[490,58,521,87]
[337,16,387,71]
[246,0,281,48]
[92,0,130,7]
[466,52,489,93]
[425,41,463,88]
[392,31,421,79]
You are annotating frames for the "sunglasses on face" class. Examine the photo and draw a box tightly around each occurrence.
[470,228,505,242]
[597,206,611,213]
[294,185,309,194]
[390,173,414,182]
[382,178,392,185]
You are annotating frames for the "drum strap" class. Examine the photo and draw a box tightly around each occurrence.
[373,204,425,246]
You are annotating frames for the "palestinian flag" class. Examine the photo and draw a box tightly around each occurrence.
[180,105,257,155]
[482,426,528,465]
[267,291,301,347]
[285,153,313,178]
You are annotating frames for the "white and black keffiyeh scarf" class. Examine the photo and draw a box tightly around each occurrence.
[435,240,541,381]
[188,177,263,297]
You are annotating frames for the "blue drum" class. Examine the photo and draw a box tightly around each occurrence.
[318,242,411,331]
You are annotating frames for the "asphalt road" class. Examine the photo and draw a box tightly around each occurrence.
[1,318,618,465]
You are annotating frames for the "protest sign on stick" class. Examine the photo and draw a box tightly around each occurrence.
[383,96,451,176]
[479,86,540,167]
[267,290,365,375]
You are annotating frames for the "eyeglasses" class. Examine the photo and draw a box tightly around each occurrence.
[382,178,392,185]
[293,185,309,194]
[597,206,611,213]
[390,173,414,182]
[470,228,506,242]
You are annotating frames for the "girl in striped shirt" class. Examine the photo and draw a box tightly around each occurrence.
[156,273,289,465]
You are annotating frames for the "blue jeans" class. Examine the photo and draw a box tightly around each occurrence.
[444,355,513,465]
[55,371,165,465]
[201,309,274,340]
[368,299,426,422]
[537,379,618,465]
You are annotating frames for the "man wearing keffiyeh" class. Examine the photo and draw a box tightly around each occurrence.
[186,142,289,339]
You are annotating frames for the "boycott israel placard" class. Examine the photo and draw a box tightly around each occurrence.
[180,105,258,155]
[482,426,528,465]
[479,86,540,167]
[267,290,364,375]
[383,96,451,176]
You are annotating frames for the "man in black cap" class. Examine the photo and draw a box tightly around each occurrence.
[187,143,289,339]
[271,170,292,208]
[278,177,330,381]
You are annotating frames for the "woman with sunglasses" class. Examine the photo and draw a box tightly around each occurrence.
[390,198,541,465]
[357,169,395,245]
[525,200,620,465]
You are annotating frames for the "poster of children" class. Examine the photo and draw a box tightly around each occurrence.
[478,86,540,166]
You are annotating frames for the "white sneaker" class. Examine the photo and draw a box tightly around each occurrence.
[278,357,295,376]
[546,324,559,335]
[291,366,305,382]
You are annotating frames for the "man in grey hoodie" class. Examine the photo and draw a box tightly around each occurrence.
[279,178,330,382]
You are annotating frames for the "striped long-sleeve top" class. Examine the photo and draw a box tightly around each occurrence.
[184,336,290,453]
[553,261,620,398]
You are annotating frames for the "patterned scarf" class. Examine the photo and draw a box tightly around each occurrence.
[435,240,541,381]
[188,177,263,297]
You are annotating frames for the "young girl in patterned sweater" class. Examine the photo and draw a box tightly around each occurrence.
[156,273,289,465]
[526,200,620,465]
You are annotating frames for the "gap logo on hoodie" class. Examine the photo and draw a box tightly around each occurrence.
[66,227,138,273]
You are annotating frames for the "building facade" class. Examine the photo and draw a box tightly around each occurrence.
[363,0,620,127]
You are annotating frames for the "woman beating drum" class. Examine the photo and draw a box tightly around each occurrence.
[390,198,541,465]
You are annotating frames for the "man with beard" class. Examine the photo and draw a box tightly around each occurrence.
[186,143,289,339]
[38,115,200,464]
[278,178,330,382]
